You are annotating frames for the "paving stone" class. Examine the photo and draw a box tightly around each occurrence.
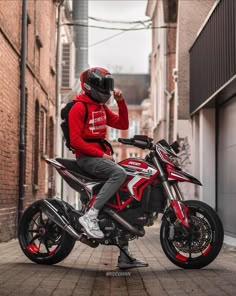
[0,223,236,295]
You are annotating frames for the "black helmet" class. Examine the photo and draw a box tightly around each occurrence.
[80,67,114,103]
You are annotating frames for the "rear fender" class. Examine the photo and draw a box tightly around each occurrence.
[41,198,73,220]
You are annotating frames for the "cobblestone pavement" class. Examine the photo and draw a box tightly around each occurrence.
[0,223,236,296]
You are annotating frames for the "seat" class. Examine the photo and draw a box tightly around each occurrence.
[56,158,105,182]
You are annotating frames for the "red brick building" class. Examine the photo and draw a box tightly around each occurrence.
[108,74,151,161]
[0,0,58,241]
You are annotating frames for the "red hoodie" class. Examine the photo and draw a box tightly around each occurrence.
[68,93,129,158]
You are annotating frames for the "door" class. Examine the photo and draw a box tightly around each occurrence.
[217,97,236,237]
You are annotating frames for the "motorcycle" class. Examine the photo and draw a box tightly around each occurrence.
[18,135,224,269]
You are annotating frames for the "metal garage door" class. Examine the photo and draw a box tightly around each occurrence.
[218,97,236,237]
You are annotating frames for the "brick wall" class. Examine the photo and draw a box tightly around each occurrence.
[0,1,57,241]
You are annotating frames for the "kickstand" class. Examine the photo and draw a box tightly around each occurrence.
[116,245,135,262]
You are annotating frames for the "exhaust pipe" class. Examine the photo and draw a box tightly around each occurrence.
[41,200,145,241]
[103,208,145,237]
[40,200,82,240]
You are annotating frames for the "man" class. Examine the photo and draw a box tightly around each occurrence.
[69,67,148,269]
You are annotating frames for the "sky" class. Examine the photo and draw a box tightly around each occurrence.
[88,0,151,74]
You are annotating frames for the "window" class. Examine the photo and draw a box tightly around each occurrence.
[61,43,71,88]
[33,101,40,190]
[40,108,48,157]
[128,119,139,138]
[35,0,43,73]
[48,117,54,198]
[26,14,31,59]
[129,152,138,158]
[109,128,120,142]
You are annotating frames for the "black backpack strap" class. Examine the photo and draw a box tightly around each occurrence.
[74,101,88,124]
[85,138,114,155]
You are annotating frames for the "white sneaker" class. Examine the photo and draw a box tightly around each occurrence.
[79,215,104,239]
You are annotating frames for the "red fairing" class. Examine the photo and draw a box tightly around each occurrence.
[119,158,158,201]
[159,150,174,166]
[131,177,151,201]
[166,164,191,182]
[119,159,149,170]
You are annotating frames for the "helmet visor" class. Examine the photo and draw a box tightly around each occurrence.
[89,75,114,94]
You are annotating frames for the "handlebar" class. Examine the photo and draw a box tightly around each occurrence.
[118,135,153,150]
[118,138,134,145]
[118,136,180,155]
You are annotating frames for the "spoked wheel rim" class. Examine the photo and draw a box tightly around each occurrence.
[23,208,63,259]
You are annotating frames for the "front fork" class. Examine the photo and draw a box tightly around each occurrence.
[162,182,190,229]
[152,156,190,228]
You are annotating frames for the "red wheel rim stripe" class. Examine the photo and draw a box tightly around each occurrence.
[176,253,188,262]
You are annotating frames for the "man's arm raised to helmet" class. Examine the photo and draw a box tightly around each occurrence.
[113,88,124,102]
[105,89,129,130]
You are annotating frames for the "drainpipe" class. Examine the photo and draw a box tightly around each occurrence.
[18,0,28,223]
[165,89,174,143]
[164,21,175,143]
[55,0,63,119]
[72,0,89,77]
[55,0,64,200]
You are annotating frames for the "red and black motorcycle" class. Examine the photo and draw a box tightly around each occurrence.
[18,135,224,269]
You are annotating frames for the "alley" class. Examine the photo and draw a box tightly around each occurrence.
[0,223,236,296]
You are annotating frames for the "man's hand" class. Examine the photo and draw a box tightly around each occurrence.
[113,88,124,102]
[102,153,115,161]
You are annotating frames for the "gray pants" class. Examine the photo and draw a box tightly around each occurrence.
[77,156,127,210]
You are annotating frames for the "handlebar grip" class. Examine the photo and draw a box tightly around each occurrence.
[118,138,133,145]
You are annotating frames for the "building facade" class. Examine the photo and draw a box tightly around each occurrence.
[189,0,236,243]
[146,0,236,244]
[108,74,151,162]
[0,0,58,241]
[175,0,215,198]
[146,0,215,198]
[146,0,177,144]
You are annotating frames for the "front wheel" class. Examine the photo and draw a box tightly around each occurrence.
[160,200,224,269]
[18,200,76,265]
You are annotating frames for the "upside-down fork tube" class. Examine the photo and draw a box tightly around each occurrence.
[171,200,190,228]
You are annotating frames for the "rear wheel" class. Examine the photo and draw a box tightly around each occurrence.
[160,200,224,269]
[18,200,76,265]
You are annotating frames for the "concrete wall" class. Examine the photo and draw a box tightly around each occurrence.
[199,109,216,208]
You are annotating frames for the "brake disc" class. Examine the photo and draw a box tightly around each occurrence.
[173,216,212,253]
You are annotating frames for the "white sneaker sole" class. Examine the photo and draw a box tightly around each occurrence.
[79,217,104,239]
